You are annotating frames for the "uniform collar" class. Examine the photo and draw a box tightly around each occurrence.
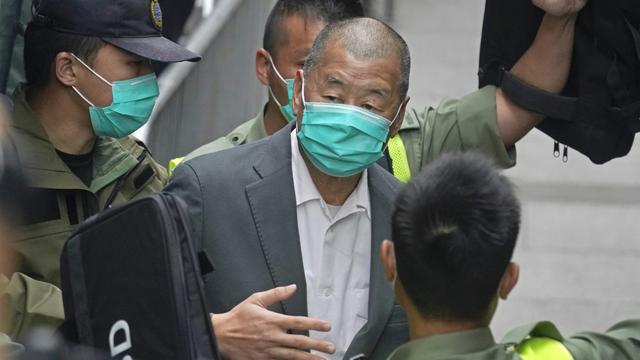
[227,106,269,146]
[254,106,268,138]
[290,129,371,219]
[398,109,421,131]
[10,85,138,192]
[388,328,497,360]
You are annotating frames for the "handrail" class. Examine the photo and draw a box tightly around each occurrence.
[136,0,243,142]
[136,0,277,164]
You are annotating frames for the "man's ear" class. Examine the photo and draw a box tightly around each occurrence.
[54,52,80,87]
[293,69,305,125]
[255,48,271,87]
[388,96,410,138]
[498,262,520,300]
[380,240,397,282]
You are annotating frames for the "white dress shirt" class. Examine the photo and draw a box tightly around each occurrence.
[291,130,372,360]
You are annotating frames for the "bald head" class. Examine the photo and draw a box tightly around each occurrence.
[303,17,411,101]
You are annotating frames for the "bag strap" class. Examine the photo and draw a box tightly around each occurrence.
[500,69,640,133]
[499,68,576,121]
[66,236,95,346]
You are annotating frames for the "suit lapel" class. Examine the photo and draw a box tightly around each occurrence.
[245,123,308,318]
[345,165,398,359]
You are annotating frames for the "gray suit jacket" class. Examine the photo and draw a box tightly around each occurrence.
[165,123,408,359]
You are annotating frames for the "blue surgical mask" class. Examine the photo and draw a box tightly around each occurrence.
[71,54,159,139]
[296,77,402,177]
[267,54,296,123]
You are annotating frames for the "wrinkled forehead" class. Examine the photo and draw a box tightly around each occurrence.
[309,42,403,97]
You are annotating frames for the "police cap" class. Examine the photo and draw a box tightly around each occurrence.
[31,0,201,63]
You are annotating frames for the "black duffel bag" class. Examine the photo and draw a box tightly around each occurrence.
[59,193,218,360]
[479,0,640,164]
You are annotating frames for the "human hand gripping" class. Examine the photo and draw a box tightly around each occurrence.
[531,0,588,17]
[210,284,336,360]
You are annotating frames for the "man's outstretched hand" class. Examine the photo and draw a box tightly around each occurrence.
[210,285,336,360]
[532,0,588,17]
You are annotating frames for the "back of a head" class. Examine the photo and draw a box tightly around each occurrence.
[392,152,521,324]
[263,0,365,56]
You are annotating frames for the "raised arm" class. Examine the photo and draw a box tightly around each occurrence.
[496,0,587,147]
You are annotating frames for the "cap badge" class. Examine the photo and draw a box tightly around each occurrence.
[150,0,163,31]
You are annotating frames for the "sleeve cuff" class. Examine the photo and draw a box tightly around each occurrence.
[456,86,516,168]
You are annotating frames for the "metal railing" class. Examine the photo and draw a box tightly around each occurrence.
[137,0,277,164]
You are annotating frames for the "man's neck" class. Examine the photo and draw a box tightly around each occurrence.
[404,302,483,340]
[299,143,361,206]
[263,101,288,136]
[28,86,96,155]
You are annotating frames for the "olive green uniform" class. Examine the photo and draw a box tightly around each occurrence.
[172,86,515,176]
[0,333,23,358]
[0,273,64,340]
[0,272,64,358]
[183,107,268,163]
[388,320,640,360]
[8,86,168,288]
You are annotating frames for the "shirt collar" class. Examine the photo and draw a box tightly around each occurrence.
[290,129,370,219]
[388,328,497,360]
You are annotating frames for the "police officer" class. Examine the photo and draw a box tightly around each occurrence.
[381,153,640,360]
[8,0,201,288]
[380,152,640,360]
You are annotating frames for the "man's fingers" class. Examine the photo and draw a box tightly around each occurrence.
[275,334,336,355]
[276,314,331,332]
[265,347,329,360]
[252,284,298,308]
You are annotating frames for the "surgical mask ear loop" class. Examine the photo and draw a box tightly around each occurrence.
[382,102,405,153]
[295,76,309,133]
[301,75,308,107]
[267,53,290,108]
[70,53,113,87]
[267,53,288,85]
[72,86,96,107]
[70,53,112,108]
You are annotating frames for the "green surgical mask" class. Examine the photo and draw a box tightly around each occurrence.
[71,54,159,139]
[297,77,402,178]
[267,54,296,122]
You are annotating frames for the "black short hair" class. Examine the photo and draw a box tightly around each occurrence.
[263,0,365,60]
[392,152,521,323]
[23,24,105,90]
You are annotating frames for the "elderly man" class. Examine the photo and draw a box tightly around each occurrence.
[381,152,640,360]
[168,1,586,358]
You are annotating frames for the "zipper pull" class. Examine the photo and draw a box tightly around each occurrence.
[553,141,560,158]
[562,145,569,163]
